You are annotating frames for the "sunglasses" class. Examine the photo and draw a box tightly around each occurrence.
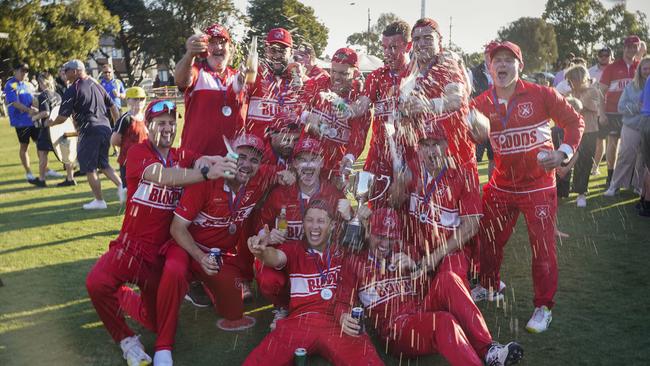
[149,100,176,114]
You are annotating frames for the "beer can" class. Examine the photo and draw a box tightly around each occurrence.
[537,150,550,162]
[209,248,222,267]
[351,307,365,334]
[294,348,307,366]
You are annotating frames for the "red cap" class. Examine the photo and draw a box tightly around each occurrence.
[412,17,440,34]
[204,23,231,42]
[624,35,641,46]
[489,41,524,66]
[420,121,447,141]
[306,198,335,218]
[331,48,359,68]
[266,28,293,48]
[484,40,500,55]
[293,137,322,157]
[370,208,401,239]
[233,134,265,154]
[144,99,176,123]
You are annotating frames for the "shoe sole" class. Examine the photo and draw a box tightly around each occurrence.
[216,316,256,331]
[184,294,211,308]
[525,318,552,334]
[505,342,524,365]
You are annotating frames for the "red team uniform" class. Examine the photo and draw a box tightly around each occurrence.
[244,241,383,366]
[86,142,197,343]
[179,62,244,156]
[255,182,343,307]
[472,79,584,309]
[600,58,639,116]
[155,165,278,352]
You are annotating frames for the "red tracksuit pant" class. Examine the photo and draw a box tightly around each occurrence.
[254,258,290,308]
[243,313,384,366]
[384,251,493,366]
[86,243,160,343]
[479,185,558,308]
[155,243,245,351]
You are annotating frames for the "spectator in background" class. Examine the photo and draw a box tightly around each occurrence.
[564,65,601,208]
[294,42,330,83]
[555,58,587,95]
[599,35,641,188]
[589,47,613,176]
[604,56,650,197]
[31,72,74,187]
[471,41,497,177]
[111,86,148,197]
[55,66,68,97]
[553,52,575,87]
[46,59,124,210]
[4,62,40,184]
[100,64,126,112]
[638,64,650,217]
[637,41,647,60]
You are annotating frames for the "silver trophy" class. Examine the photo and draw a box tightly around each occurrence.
[340,171,391,251]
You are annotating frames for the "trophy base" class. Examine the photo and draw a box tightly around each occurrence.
[339,222,365,252]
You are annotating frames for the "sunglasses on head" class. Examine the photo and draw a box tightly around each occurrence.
[150,100,176,113]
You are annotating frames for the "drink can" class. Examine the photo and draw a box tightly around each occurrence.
[537,150,550,162]
[351,307,365,334]
[294,348,307,366]
[209,248,222,266]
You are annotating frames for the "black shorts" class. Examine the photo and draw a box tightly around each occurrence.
[36,128,54,152]
[598,113,624,138]
[15,126,40,144]
[78,125,112,173]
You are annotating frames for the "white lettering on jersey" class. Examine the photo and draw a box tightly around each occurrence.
[311,109,352,143]
[608,78,632,93]
[290,266,341,297]
[193,68,233,93]
[132,180,183,210]
[490,120,551,155]
[285,220,303,241]
[192,203,255,227]
[358,276,416,309]
[408,192,460,229]
[247,97,300,122]
[373,98,398,118]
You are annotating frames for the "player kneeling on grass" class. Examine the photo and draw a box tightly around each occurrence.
[244,199,384,366]
[85,99,237,366]
[154,134,296,365]
[111,86,148,201]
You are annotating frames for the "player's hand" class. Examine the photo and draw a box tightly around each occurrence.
[442,83,466,112]
[44,118,53,128]
[206,156,238,179]
[199,252,221,276]
[339,156,353,176]
[356,204,372,222]
[340,313,361,337]
[401,94,430,116]
[337,199,353,221]
[186,34,208,57]
[304,113,323,136]
[277,170,296,186]
[268,228,287,245]
[539,150,566,170]
[392,252,417,272]
[248,225,270,257]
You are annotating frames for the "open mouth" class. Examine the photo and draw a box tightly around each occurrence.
[300,167,315,179]
[497,71,508,81]
[308,229,322,244]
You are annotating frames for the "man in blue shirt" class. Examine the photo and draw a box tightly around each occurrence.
[4,62,40,183]
[100,64,126,110]
[47,59,124,210]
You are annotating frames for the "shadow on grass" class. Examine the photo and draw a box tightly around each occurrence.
[0,229,119,256]
[0,190,94,210]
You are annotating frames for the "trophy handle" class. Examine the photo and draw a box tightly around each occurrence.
[367,174,391,203]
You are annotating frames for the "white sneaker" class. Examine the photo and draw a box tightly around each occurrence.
[471,281,506,303]
[525,306,552,333]
[603,188,617,197]
[26,172,35,181]
[153,350,173,366]
[119,335,152,366]
[484,342,524,366]
[83,199,108,210]
[46,169,64,178]
[270,307,288,330]
[576,194,587,208]
[118,185,127,204]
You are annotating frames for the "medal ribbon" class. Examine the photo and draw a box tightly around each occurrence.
[227,183,246,225]
[421,167,447,218]
[491,87,518,130]
[309,242,332,282]
[150,141,173,168]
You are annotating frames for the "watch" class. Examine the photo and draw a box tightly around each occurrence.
[200,166,210,180]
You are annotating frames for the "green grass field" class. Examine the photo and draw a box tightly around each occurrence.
[1,110,649,366]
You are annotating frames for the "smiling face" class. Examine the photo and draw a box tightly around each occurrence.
[102,64,114,80]
[233,146,261,184]
[489,49,521,88]
[412,26,440,65]
[293,151,323,188]
[265,44,292,75]
[623,43,640,62]
[303,207,332,249]
[382,34,409,72]
[418,137,448,171]
[330,62,355,95]
[368,234,397,258]
[148,113,176,149]
[208,37,231,70]
[639,59,650,80]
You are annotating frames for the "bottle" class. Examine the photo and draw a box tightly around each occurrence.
[245,36,258,84]
[277,206,288,232]
[294,348,307,366]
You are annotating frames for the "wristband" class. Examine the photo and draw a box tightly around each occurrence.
[200,166,210,180]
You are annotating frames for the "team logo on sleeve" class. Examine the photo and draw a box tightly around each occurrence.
[517,102,533,118]
[535,205,550,219]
